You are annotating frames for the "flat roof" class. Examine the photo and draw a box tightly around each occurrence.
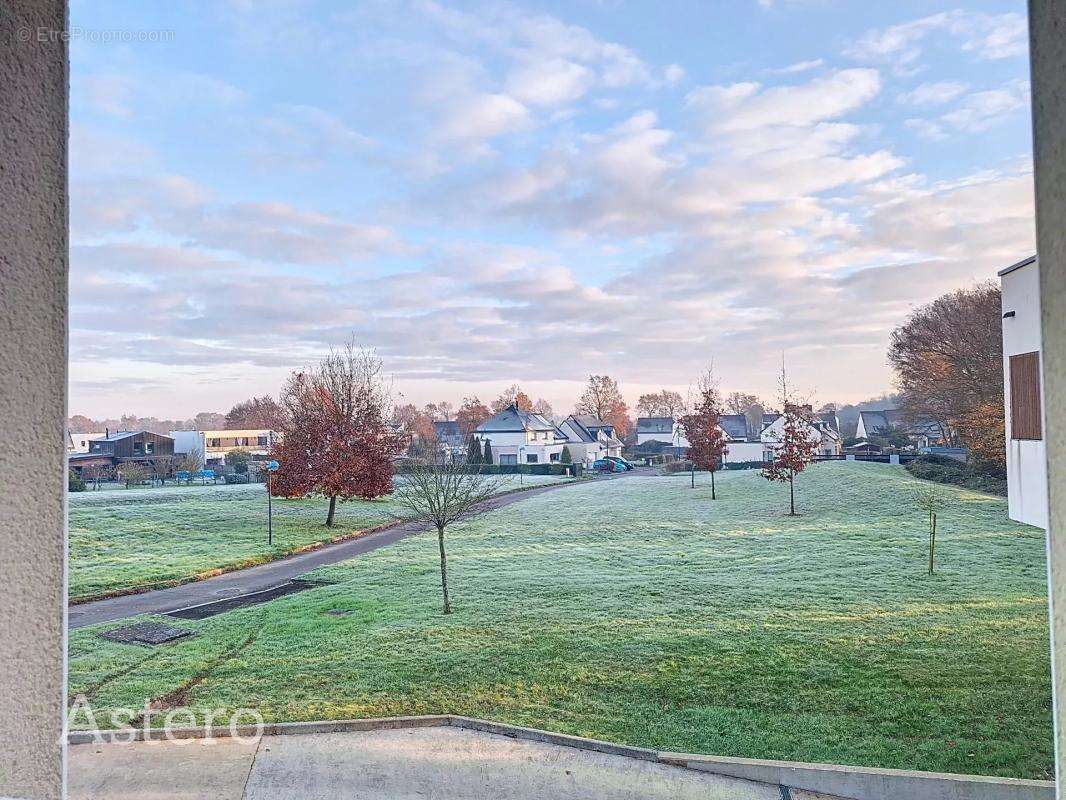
[998,255,1036,277]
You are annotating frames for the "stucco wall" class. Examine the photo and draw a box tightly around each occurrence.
[1028,0,1066,790]
[1002,260,1049,529]
[0,2,68,798]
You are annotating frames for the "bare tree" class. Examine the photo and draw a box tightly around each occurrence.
[175,447,204,475]
[392,460,503,614]
[911,484,951,574]
[120,462,151,488]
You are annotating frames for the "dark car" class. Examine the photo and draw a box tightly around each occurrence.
[605,456,634,471]
[592,458,624,473]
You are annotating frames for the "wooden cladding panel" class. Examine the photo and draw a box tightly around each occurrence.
[1010,351,1043,440]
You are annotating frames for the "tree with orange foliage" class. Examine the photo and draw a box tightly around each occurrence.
[761,363,819,515]
[456,396,492,436]
[491,384,534,413]
[575,375,630,437]
[271,343,406,527]
[679,385,728,497]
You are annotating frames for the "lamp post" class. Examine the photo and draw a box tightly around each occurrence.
[519,445,525,485]
[265,459,280,545]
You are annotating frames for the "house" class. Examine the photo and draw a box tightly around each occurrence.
[433,419,466,459]
[475,404,568,465]
[636,417,689,449]
[855,410,947,449]
[67,431,106,453]
[69,430,175,474]
[557,415,623,465]
[761,408,842,459]
[169,428,277,466]
[1000,255,1047,529]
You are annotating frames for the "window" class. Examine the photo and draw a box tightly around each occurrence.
[208,438,221,448]
[500,454,517,465]
[1010,352,1042,440]
[550,452,560,462]
[145,441,154,454]
[527,453,538,463]
[258,435,268,447]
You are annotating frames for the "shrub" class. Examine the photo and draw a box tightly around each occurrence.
[905,456,1007,497]
[224,473,251,484]
[663,460,695,474]
[68,470,86,492]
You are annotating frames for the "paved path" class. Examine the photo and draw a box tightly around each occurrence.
[69,471,642,629]
[68,725,835,800]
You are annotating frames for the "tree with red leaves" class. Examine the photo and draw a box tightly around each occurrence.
[575,375,630,437]
[761,363,819,516]
[679,386,728,497]
[456,396,492,436]
[270,343,406,527]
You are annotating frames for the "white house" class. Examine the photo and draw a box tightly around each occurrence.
[760,409,842,458]
[67,431,106,453]
[169,428,278,466]
[1000,255,1047,529]
[557,414,624,466]
[855,409,948,449]
[475,404,568,465]
[635,417,689,449]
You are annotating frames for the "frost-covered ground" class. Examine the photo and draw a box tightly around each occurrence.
[69,462,1051,778]
[69,473,572,601]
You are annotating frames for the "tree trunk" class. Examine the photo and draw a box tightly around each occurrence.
[437,523,452,614]
[928,512,937,574]
[690,463,695,488]
[789,473,796,515]
[326,495,337,527]
[710,469,716,500]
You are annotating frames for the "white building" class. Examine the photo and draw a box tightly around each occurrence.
[557,415,624,466]
[169,428,278,466]
[760,410,842,459]
[475,404,568,465]
[635,417,689,450]
[67,431,106,453]
[1000,255,1047,529]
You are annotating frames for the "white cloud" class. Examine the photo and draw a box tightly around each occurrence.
[768,58,825,75]
[437,92,531,143]
[905,79,1030,140]
[897,80,969,106]
[506,57,595,107]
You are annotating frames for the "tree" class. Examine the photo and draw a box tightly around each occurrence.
[636,390,686,418]
[82,463,110,490]
[424,401,455,421]
[888,283,1003,466]
[392,403,435,448]
[68,470,86,492]
[482,438,493,464]
[226,448,252,475]
[466,435,483,465]
[492,384,533,413]
[175,447,204,475]
[149,455,177,485]
[68,414,96,433]
[531,398,554,419]
[724,392,763,415]
[392,459,503,614]
[761,364,819,515]
[911,484,951,574]
[120,462,150,488]
[192,411,227,430]
[456,396,492,436]
[225,396,284,429]
[270,342,406,526]
[576,375,630,437]
[560,445,573,464]
[679,386,729,497]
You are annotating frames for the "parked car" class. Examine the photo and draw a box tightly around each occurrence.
[606,456,636,471]
[593,458,625,473]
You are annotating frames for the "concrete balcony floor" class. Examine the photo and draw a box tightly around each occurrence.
[69,725,838,800]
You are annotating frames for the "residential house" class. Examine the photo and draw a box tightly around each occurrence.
[855,409,947,449]
[1000,255,1047,528]
[170,428,277,466]
[557,414,623,466]
[635,417,690,450]
[67,431,106,453]
[761,409,842,458]
[69,430,175,474]
[433,420,466,459]
[474,404,568,465]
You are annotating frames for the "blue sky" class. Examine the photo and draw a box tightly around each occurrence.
[69,0,1034,417]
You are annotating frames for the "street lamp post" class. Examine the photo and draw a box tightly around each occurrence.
[266,459,280,546]
[519,445,525,485]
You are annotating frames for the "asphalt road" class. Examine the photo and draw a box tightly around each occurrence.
[69,470,643,629]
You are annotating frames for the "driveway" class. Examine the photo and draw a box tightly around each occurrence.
[69,470,644,629]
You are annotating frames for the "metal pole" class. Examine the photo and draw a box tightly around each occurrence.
[267,473,273,546]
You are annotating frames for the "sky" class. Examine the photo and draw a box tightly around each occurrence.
[69,0,1036,418]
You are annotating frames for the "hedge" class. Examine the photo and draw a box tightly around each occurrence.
[905,455,1007,497]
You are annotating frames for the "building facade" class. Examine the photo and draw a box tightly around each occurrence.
[475,404,568,465]
[170,428,277,466]
[1000,255,1047,529]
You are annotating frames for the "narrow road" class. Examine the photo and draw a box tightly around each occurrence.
[69,470,644,629]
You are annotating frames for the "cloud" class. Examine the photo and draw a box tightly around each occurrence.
[905,79,1030,140]
[897,80,969,106]
[845,10,1028,69]
[767,58,825,75]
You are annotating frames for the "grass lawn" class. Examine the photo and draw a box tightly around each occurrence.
[68,462,1052,778]
[68,474,572,602]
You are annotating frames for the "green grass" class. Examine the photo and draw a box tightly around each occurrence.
[68,474,571,602]
[67,462,1052,778]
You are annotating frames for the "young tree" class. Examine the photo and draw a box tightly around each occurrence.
[271,342,406,526]
[120,462,150,488]
[466,435,483,465]
[456,396,492,436]
[492,384,533,413]
[576,375,630,437]
[912,484,951,574]
[888,283,1003,465]
[636,390,686,418]
[761,364,819,515]
[150,455,177,485]
[225,448,252,475]
[175,447,204,475]
[225,395,284,429]
[560,445,573,464]
[392,460,503,614]
[482,439,493,464]
[679,387,729,497]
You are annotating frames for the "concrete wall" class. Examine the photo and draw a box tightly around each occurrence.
[0,2,68,798]
[1028,0,1066,791]
[1002,260,1049,529]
